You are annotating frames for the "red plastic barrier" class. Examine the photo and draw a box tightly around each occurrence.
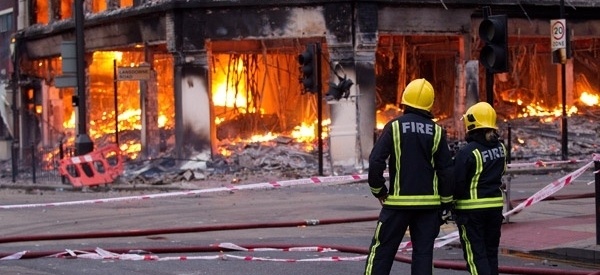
[58,144,124,187]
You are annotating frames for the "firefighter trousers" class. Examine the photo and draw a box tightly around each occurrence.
[364,207,440,275]
[455,209,504,275]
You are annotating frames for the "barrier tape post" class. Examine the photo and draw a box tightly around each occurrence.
[58,144,124,188]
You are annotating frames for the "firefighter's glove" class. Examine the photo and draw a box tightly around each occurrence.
[376,194,388,206]
[371,186,388,206]
[439,203,455,225]
[371,186,388,199]
[440,209,453,224]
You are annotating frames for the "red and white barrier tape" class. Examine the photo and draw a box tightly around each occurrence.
[503,156,599,217]
[1,152,595,261]
[2,245,367,262]
[0,174,367,209]
[506,159,582,168]
[507,153,600,169]
[219,242,337,252]
[3,154,598,210]
[1,154,598,262]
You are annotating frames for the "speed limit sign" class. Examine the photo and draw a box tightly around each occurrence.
[551,19,566,50]
[551,19,567,64]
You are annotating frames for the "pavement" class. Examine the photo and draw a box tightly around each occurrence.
[497,163,600,270]
[1,160,600,272]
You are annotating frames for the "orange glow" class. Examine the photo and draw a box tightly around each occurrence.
[61,0,73,19]
[33,0,135,23]
[121,0,134,8]
[580,92,599,106]
[92,0,107,13]
[158,115,168,128]
[36,0,49,24]
[519,103,578,118]
[210,51,323,156]
[64,110,75,129]
[376,104,402,130]
[46,51,175,159]
[212,61,251,110]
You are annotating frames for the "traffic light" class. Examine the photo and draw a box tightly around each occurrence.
[479,14,509,73]
[298,44,318,93]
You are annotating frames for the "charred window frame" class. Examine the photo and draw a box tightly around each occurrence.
[0,11,12,33]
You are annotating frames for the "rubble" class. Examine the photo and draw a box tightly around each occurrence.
[118,138,322,186]
[0,111,598,187]
[498,112,600,161]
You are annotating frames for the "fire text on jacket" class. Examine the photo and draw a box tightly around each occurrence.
[480,146,505,162]
[401,122,434,135]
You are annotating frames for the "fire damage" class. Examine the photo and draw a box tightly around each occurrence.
[1,1,600,187]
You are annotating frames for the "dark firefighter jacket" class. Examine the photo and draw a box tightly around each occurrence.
[368,108,454,209]
[453,130,507,211]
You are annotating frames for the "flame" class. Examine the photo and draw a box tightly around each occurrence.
[212,61,249,110]
[64,111,76,129]
[291,121,319,143]
[376,104,403,130]
[210,53,328,157]
[158,115,167,128]
[50,51,175,160]
[520,103,578,118]
[580,92,599,106]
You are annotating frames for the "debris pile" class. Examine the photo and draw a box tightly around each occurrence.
[498,112,600,161]
[120,138,322,186]
[0,112,598,187]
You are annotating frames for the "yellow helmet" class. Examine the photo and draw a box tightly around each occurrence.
[463,102,498,132]
[401,78,435,112]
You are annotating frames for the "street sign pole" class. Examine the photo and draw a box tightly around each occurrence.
[559,0,568,160]
[74,0,94,156]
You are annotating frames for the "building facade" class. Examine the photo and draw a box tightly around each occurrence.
[7,0,600,174]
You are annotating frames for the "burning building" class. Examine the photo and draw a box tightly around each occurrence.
[4,0,600,179]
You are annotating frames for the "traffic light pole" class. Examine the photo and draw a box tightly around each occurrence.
[315,43,324,176]
[481,7,495,106]
[485,70,494,106]
[74,0,94,155]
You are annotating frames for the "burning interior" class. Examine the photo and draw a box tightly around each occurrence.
[7,1,600,182]
[17,35,600,170]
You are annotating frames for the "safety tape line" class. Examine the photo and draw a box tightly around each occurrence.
[507,153,600,168]
[219,242,338,252]
[506,159,582,168]
[1,153,596,261]
[436,154,599,249]
[3,154,598,210]
[396,230,460,252]
[503,159,596,217]
[0,246,367,262]
[221,254,367,262]
[0,174,367,209]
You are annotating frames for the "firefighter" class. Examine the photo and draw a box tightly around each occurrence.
[364,78,454,275]
[453,102,507,275]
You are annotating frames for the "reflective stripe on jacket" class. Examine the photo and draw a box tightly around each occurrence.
[454,142,507,210]
[368,111,453,209]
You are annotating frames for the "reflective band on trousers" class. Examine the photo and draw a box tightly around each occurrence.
[383,195,441,206]
[455,197,504,210]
